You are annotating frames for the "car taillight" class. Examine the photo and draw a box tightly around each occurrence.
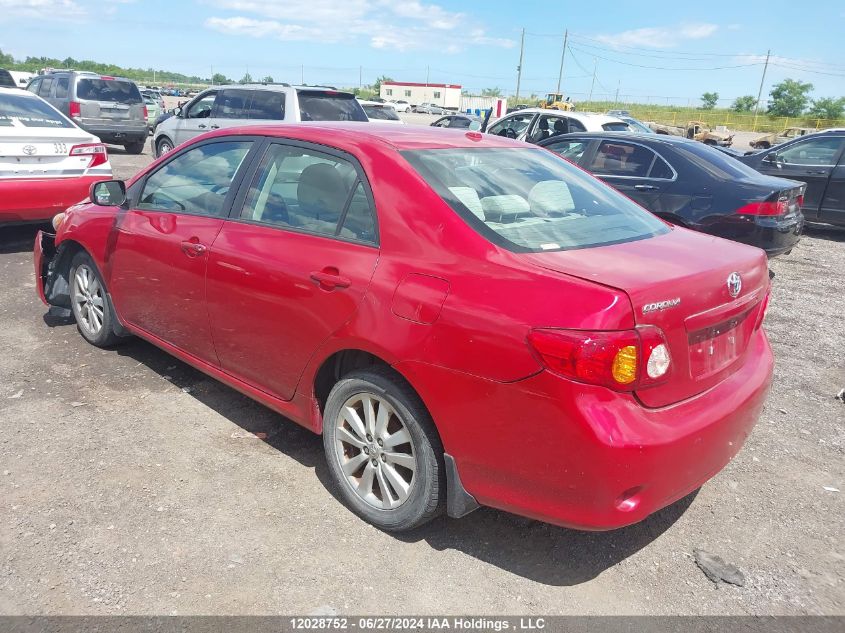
[70,143,108,168]
[796,195,804,208]
[735,200,788,216]
[68,101,81,119]
[527,326,671,392]
[142,105,148,119]
[755,285,771,330]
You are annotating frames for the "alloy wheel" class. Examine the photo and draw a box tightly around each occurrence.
[72,264,105,336]
[334,393,416,510]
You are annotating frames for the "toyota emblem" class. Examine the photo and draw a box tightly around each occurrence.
[727,272,742,298]
[22,145,37,156]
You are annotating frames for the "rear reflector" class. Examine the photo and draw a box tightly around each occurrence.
[70,143,108,168]
[735,200,788,216]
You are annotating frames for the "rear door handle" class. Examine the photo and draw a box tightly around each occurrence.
[310,268,351,290]
[805,170,828,175]
[634,184,659,191]
[197,124,207,129]
[180,240,207,257]
[210,124,220,129]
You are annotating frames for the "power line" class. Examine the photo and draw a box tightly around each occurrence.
[567,44,765,71]
[567,32,760,57]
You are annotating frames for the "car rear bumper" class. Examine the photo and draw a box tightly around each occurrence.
[701,213,804,257]
[397,327,773,530]
[78,122,148,144]
[0,176,107,223]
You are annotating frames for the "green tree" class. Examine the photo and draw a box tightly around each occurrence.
[262,75,274,83]
[482,86,503,97]
[700,91,719,109]
[767,79,813,117]
[807,97,845,120]
[0,49,14,66]
[731,95,757,112]
[372,75,393,94]
[211,73,228,85]
[239,72,253,84]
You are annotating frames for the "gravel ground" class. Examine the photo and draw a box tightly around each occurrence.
[0,132,843,616]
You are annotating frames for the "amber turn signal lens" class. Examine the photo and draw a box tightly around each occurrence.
[611,345,638,384]
[51,212,65,231]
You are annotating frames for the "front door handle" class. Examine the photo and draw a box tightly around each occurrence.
[310,268,351,290]
[634,184,659,191]
[210,124,220,129]
[180,240,207,257]
[805,170,828,175]
[197,124,207,129]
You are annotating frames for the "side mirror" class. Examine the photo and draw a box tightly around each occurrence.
[90,180,126,207]
[174,106,183,117]
[763,151,779,164]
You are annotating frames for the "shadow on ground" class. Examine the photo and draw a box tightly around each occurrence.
[84,335,697,587]
[0,224,47,254]
[804,223,845,244]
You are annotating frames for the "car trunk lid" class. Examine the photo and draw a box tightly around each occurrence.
[520,227,770,407]
[0,132,97,179]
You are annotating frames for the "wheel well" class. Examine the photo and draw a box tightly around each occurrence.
[45,239,86,308]
[314,350,395,415]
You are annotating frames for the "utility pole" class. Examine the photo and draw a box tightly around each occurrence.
[359,66,362,90]
[556,29,568,94]
[588,58,597,104]
[426,65,430,101]
[301,64,304,85]
[614,79,620,107]
[753,49,771,125]
[210,65,214,85]
[515,28,525,101]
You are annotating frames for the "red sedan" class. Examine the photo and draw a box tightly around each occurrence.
[34,123,773,532]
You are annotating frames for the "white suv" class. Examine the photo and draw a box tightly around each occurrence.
[487,109,631,144]
[153,84,368,157]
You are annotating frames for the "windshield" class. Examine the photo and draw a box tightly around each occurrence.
[602,122,631,132]
[363,105,400,121]
[297,90,367,122]
[676,141,766,180]
[622,118,653,134]
[77,78,142,104]
[0,92,73,128]
[402,147,669,252]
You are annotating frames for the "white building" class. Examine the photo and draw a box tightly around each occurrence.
[380,81,462,109]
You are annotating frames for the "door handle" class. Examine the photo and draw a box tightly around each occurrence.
[310,268,351,290]
[180,240,207,257]
[210,124,220,129]
[197,124,207,129]
[805,170,827,175]
[634,184,659,191]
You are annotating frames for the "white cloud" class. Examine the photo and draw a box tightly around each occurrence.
[204,0,514,52]
[0,0,84,19]
[595,22,719,49]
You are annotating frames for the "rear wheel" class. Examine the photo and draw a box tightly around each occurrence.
[69,252,121,348]
[124,141,145,155]
[323,368,444,531]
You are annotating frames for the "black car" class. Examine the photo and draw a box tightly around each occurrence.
[430,114,480,129]
[0,69,16,88]
[538,133,805,257]
[737,129,845,228]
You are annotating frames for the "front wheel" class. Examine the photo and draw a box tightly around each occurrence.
[155,137,174,158]
[69,252,121,348]
[323,368,445,531]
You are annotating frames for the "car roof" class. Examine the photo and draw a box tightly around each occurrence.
[501,108,624,124]
[537,131,698,147]
[201,122,530,151]
[0,86,36,96]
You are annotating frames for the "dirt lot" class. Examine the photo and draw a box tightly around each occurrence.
[0,141,843,616]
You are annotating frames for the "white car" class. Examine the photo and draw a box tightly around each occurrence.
[358,100,404,124]
[0,87,111,224]
[486,109,631,144]
[388,100,412,113]
[414,103,447,115]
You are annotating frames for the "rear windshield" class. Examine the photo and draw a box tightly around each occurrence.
[363,104,400,121]
[602,122,631,132]
[402,147,669,252]
[297,90,367,122]
[76,78,142,104]
[0,92,73,128]
[0,70,15,88]
[676,141,765,180]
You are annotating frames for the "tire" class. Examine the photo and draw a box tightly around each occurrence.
[155,137,174,158]
[69,251,121,348]
[703,139,717,146]
[323,367,445,531]
[758,141,771,149]
[124,141,145,155]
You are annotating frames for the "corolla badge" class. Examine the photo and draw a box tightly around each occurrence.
[642,298,681,314]
[22,145,37,156]
[727,272,742,298]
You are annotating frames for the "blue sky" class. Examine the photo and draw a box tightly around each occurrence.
[1,0,843,106]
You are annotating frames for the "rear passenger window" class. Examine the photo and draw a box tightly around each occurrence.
[214,89,252,119]
[54,77,69,99]
[38,77,54,98]
[26,78,41,95]
[248,90,285,120]
[240,143,377,243]
[589,141,659,178]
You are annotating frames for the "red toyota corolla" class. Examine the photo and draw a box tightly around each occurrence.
[34,123,773,532]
